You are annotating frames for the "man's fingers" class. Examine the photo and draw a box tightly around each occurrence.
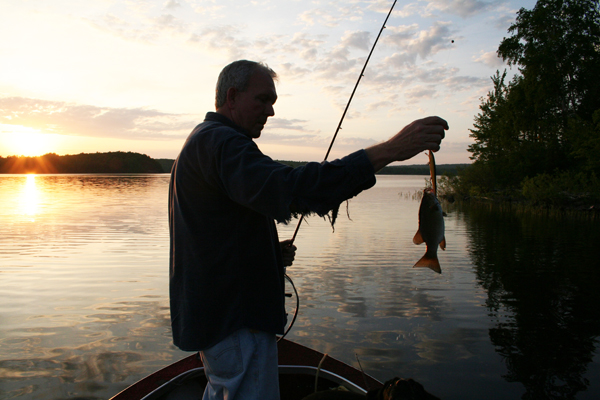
[421,116,449,130]
[420,118,446,150]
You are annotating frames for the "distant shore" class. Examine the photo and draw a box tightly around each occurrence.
[0,152,164,174]
[0,152,468,175]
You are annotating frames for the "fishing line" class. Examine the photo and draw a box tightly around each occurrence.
[289,0,397,245]
[427,38,455,196]
[278,273,299,342]
[355,353,371,391]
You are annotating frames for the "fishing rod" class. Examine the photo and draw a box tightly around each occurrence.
[289,0,397,244]
[282,0,396,341]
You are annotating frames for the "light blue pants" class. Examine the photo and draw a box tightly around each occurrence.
[200,328,280,400]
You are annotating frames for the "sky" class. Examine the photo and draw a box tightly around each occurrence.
[0,0,537,164]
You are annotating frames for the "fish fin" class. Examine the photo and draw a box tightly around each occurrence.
[413,253,442,274]
[413,230,424,245]
[439,237,446,251]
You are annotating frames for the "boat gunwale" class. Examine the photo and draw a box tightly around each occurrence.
[109,338,383,399]
[139,365,369,399]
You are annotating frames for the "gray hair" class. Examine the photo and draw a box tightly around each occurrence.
[215,60,277,109]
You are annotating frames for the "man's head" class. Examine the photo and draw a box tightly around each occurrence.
[215,60,278,139]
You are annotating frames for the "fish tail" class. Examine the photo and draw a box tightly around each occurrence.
[413,252,441,274]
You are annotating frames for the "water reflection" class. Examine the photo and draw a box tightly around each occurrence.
[0,174,185,399]
[13,174,41,218]
[0,298,181,399]
[461,203,600,399]
[22,175,40,215]
[2,175,600,399]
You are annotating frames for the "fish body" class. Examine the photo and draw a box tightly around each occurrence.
[413,188,446,273]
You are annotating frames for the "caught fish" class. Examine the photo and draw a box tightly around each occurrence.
[413,189,446,273]
[413,150,446,273]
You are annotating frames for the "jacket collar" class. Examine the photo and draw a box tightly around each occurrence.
[205,112,251,137]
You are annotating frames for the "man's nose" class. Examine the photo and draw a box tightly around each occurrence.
[266,103,275,117]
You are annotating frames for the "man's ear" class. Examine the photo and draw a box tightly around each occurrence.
[226,87,237,109]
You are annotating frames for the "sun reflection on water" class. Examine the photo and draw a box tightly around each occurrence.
[19,174,41,218]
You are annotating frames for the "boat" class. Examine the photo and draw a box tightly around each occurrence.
[109,338,383,400]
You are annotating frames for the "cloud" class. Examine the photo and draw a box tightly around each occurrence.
[367,0,401,14]
[266,118,316,133]
[298,3,365,28]
[85,13,159,43]
[279,33,327,64]
[260,122,323,147]
[385,22,456,62]
[299,8,341,28]
[394,2,423,18]
[0,97,193,140]
[340,31,371,51]
[405,85,437,100]
[189,0,225,18]
[164,0,181,10]
[276,29,377,85]
[493,13,517,30]
[188,25,252,59]
[443,74,489,91]
[366,100,395,112]
[277,62,313,80]
[260,115,378,151]
[386,23,420,45]
[84,4,455,97]
[312,47,361,81]
[382,51,419,69]
[436,140,472,156]
[152,13,187,33]
[473,50,505,68]
[424,0,500,18]
[84,5,189,43]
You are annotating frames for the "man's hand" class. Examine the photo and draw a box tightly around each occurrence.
[365,116,449,172]
[279,239,297,267]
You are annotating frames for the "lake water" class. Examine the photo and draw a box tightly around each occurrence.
[1,174,599,400]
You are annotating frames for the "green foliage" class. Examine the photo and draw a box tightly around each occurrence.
[456,0,600,208]
[522,171,600,206]
[445,161,521,198]
[468,70,512,163]
[565,109,600,176]
[155,158,175,173]
[499,0,600,116]
[438,174,460,198]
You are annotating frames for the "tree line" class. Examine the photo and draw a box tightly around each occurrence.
[448,0,600,208]
[0,152,164,174]
[277,160,467,175]
[1,152,465,175]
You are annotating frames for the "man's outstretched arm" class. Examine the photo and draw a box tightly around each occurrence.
[365,116,449,172]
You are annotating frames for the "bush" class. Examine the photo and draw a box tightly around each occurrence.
[522,171,600,206]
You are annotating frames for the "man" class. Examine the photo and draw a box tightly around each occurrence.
[169,60,448,399]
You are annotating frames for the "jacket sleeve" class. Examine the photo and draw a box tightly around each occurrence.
[212,132,376,223]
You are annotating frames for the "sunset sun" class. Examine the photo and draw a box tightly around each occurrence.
[3,130,57,157]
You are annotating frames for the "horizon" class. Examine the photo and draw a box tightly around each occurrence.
[0,150,472,166]
[1,0,534,164]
